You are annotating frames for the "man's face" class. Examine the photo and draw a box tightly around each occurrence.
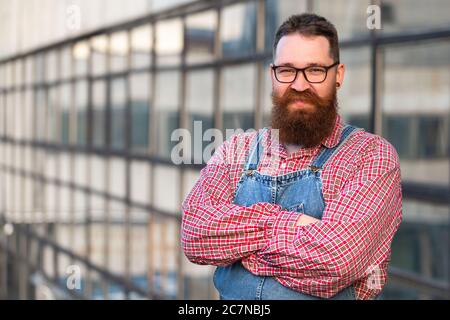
[270,33,345,147]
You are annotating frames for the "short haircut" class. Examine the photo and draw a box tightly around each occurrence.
[273,13,340,62]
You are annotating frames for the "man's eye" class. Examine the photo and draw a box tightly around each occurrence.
[308,68,325,74]
[279,68,295,74]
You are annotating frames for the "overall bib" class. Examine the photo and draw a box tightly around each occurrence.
[213,125,360,300]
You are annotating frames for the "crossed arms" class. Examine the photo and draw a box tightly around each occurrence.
[181,134,402,298]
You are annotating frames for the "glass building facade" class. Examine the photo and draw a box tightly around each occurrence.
[0,0,449,299]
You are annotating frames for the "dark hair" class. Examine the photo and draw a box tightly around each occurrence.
[273,13,340,62]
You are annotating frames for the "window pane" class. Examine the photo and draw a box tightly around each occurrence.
[6,61,14,88]
[4,62,14,88]
[382,41,450,187]
[60,83,71,145]
[0,92,4,138]
[34,54,45,84]
[156,19,183,66]
[24,89,33,140]
[14,60,23,88]
[73,41,90,77]
[91,155,105,193]
[338,47,371,130]
[75,80,88,146]
[130,161,151,204]
[312,0,371,40]
[153,165,179,213]
[0,65,4,88]
[91,35,108,76]
[130,73,150,153]
[60,153,70,183]
[47,86,58,143]
[185,11,217,64]
[110,77,126,150]
[131,24,153,68]
[46,51,58,83]
[222,64,256,131]
[5,90,11,138]
[0,91,4,137]
[154,71,180,158]
[221,3,257,58]
[381,0,450,34]
[14,90,23,140]
[5,62,14,88]
[186,69,215,163]
[6,91,13,139]
[110,157,126,198]
[4,92,10,137]
[92,80,106,148]
[129,207,149,292]
[25,57,33,85]
[110,31,129,72]
[61,46,72,80]
[385,199,449,299]
[0,65,5,89]
[74,154,87,186]
[9,61,15,88]
[265,0,308,52]
[35,88,46,141]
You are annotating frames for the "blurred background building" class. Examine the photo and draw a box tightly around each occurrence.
[0,0,448,299]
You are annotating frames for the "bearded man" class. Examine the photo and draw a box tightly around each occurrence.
[181,13,402,300]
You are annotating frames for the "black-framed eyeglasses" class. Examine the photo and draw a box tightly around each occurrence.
[272,61,340,84]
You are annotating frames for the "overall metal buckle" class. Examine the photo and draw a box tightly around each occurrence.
[309,165,322,172]
[245,169,254,176]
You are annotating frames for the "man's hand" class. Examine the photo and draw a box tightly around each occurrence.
[296,214,321,226]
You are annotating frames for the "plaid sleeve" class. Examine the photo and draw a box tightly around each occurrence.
[248,136,403,299]
[181,136,300,266]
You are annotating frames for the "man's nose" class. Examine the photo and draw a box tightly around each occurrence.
[290,71,311,92]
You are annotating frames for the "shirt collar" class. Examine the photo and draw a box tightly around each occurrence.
[322,114,344,149]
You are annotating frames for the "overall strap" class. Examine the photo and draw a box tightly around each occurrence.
[245,128,268,171]
[310,125,359,170]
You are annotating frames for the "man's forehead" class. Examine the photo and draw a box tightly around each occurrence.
[274,33,332,65]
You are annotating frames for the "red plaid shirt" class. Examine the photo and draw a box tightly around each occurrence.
[181,115,403,300]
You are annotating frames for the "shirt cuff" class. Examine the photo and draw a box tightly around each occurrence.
[264,210,301,239]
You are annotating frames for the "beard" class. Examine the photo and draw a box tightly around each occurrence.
[270,86,338,148]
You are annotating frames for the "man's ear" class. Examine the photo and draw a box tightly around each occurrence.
[269,63,275,82]
[336,63,345,89]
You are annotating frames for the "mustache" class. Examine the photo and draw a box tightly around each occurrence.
[272,88,329,108]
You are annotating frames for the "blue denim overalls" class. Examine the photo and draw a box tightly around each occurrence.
[213,125,360,300]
